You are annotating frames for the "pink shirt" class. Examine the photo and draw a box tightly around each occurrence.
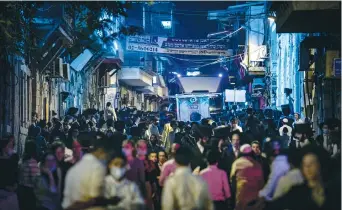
[159,159,177,187]
[200,165,231,201]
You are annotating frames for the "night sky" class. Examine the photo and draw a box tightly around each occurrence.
[172,2,237,75]
[174,1,235,39]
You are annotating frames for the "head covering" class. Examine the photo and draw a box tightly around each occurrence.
[240,144,252,154]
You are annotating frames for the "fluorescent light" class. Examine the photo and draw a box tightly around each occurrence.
[187,71,201,76]
[161,21,171,29]
[218,73,223,78]
[114,41,118,50]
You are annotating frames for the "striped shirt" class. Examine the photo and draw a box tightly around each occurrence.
[18,158,40,187]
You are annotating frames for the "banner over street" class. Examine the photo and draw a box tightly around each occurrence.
[126,35,233,56]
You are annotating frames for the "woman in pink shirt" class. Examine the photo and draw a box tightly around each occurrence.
[200,150,231,210]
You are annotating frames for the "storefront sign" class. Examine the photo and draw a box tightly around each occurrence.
[333,58,341,77]
[127,35,233,56]
[177,96,210,122]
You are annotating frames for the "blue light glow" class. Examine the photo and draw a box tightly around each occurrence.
[161,21,171,29]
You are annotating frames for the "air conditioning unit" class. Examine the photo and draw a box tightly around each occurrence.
[100,72,110,88]
[50,58,63,78]
[63,63,70,81]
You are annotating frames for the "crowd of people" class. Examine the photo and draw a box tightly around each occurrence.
[0,104,341,210]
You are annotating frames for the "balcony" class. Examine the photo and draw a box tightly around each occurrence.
[118,67,153,87]
[153,85,168,98]
[271,1,341,33]
[137,86,155,94]
[249,66,266,76]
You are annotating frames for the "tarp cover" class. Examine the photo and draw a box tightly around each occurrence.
[178,77,222,93]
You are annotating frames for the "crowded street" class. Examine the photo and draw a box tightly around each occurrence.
[0,1,341,210]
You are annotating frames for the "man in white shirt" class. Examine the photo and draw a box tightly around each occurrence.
[279,118,292,137]
[162,146,214,210]
[104,102,117,122]
[293,112,304,126]
[104,153,144,210]
[145,118,160,139]
[62,133,119,210]
[230,118,243,133]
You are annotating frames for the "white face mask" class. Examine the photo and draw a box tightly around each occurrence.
[137,149,147,156]
[122,148,132,157]
[110,167,126,180]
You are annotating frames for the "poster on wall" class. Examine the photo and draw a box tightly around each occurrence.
[105,88,116,108]
[127,35,233,56]
[225,89,246,102]
[177,96,210,122]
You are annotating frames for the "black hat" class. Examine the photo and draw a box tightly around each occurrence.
[213,126,230,139]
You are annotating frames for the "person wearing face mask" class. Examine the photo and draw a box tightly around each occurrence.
[35,152,62,210]
[62,132,120,210]
[122,140,146,201]
[315,122,332,153]
[104,153,145,210]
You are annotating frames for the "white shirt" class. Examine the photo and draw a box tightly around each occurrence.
[279,125,292,137]
[104,176,144,210]
[259,155,290,201]
[162,167,214,210]
[62,154,107,210]
[197,141,204,154]
[323,135,332,152]
[299,139,310,148]
[273,168,304,199]
[104,107,117,121]
[293,119,304,126]
[232,126,243,133]
[146,124,160,139]
[232,146,239,158]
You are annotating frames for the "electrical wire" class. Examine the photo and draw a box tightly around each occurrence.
[143,10,267,17]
